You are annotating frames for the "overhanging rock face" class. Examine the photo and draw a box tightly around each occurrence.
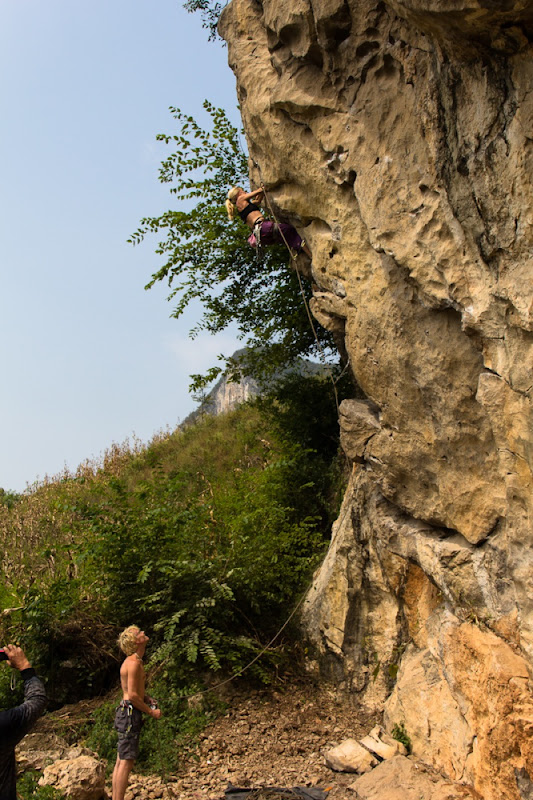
[219,2,533,797]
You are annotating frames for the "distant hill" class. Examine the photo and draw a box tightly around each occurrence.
[182,348,325,426]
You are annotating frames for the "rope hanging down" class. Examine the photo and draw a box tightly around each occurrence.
[250,163,346,414]
[169,478,356,703]
[150,171,354,705]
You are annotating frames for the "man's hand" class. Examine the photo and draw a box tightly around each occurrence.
[150,707,162,720]
[4,645,31,671]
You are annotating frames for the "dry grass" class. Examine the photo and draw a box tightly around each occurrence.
[0,408,267,603]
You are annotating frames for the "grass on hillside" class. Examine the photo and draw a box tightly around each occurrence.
[0,375,347,715]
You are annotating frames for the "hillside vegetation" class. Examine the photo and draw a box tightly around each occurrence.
[0,374,346,713]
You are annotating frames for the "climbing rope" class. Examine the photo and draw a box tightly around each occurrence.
[148,171,356,768]
[178,580,312,700]
[146,477,355,705]
[145,577,316,794]
[153,171,357,700]
[164,480,356,703]
[145,482,356,799]
[249,164,346,415]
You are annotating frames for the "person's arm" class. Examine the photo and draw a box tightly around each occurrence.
[126,661,161,719]
[0,646,47,746]
[240,187,264,203]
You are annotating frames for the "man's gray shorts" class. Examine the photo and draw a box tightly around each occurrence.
[114,703,143,760]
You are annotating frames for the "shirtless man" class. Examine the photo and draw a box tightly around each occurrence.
[112,626,162,800]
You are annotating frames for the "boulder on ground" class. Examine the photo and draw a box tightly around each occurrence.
[39,754,106,800]
[348,755,479,799]
[323,739,377,773]
[16,732,70,772]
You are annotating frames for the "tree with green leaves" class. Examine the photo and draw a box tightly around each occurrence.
[129,101,336,396]
[183,0,224,41]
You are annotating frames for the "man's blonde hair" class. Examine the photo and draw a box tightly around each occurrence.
[117,625,140,656]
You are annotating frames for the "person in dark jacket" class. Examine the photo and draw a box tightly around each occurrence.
[0,645,47,800]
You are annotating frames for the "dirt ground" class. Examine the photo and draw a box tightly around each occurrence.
[120,679,380,800]
[29,676,480,800]
[32,676,382,799]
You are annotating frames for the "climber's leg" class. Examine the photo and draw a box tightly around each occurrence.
[258,221,311,258]
[298,238,312,259]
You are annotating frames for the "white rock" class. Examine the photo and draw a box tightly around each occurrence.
[359,726,407,760]
[324,738,378,773]
[39,755,106,800]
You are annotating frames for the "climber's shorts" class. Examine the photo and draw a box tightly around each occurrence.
[114,701,143,760]
[251,220,303,252]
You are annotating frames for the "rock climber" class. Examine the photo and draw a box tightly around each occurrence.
[226,185,312,258]
[0,644,47,800]
[112,626,162,800]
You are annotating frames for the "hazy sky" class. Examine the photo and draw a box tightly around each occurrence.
[0,0,241,491]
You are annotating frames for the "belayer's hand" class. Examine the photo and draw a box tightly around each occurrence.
[4,645,31,671]
[150,707,162,720]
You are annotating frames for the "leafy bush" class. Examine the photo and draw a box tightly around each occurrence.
[17,771,64,800]
[0,372,347,702]
[391,722,411,753]
[76,401,335,681]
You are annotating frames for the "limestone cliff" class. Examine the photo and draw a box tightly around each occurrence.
[182,349,324,424]
[219,1,533,797]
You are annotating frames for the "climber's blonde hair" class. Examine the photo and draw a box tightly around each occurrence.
[117,625,140,656]
[226,186,243,220]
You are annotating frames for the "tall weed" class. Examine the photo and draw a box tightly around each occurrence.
[0,374,347,700]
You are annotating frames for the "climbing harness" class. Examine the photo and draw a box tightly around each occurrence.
[117,699,134,734]
[250,218,266,260]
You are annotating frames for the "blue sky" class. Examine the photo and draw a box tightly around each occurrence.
[0,0,241,491]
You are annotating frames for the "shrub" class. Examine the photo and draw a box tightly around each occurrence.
[0,373,347,701]
[17,771,64,800]
[391,722,412,753]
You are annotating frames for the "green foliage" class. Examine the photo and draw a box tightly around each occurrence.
[0,373,345,701]
[82,697,120,767]
[129,102,334,395]
[0,663,24,711]
[0,488,20,508]
[75,402,334,681]
[257,368,353,460]
[183,0,224,41]
[17,771,65,800]
[1,575,115,705]
[391,722,412,754]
